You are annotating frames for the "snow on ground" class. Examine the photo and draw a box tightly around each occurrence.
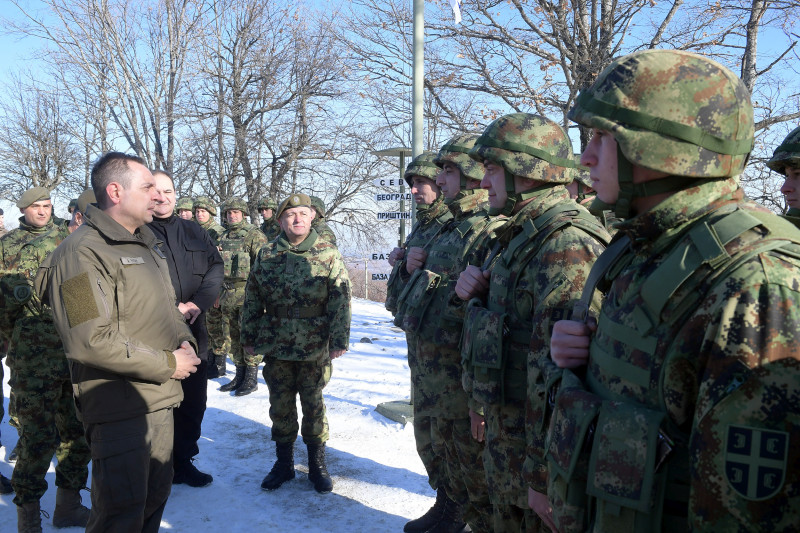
[0,298,434,532]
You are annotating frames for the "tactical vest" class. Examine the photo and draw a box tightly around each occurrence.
[220,226,255,282]
[461,203,609,406]
[546,205,800,533]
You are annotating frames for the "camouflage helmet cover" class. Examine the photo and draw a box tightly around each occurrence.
[276,193,313,219]
[223,196,249,213]
[766,125,800,175]
[193,195,218,216]
[309,195,326,217]
[403,151,440,186]
[257,197,278,210]
[468,113,577,184]
[568,49,754,179]
[176,197,194,211]
[574,165,593,187]
[434,134,484,183]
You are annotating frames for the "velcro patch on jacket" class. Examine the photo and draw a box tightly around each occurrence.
[725,425,788,500]
[61,272,100,328]
[121,257,145,265]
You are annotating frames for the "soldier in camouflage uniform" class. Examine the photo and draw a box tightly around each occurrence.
[771,126,800,228]
[455,115,609,533]
[396,134,503,533]
[257,197,280,241]
[194,196,228,378]
[548,49,800,532]
[241,193,351,494]
[309,196,337,245]
[386,151,453,518]
[0,187,91,531]
[176,196,194,220]
[217,197,268,396]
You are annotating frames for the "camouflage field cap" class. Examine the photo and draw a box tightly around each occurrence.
[276,193,313,218]
[309,195,326,217]
[193,195,218,216]
[67,198,79,213]
[403,151,440,186]
[434,134,484,186]
[176,197,194,211]
[16,187,51,209]
[257,197,278,210]
[223,196,249,213]
[469,113,576,185]
[568,49,754,179]
[76,189,96,214]
[767,125,800,175]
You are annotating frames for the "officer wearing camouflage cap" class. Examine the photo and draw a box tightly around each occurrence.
[771,125,800,227]
[176,196,194,220]
[308,195,337,245]
[454,114,609,532]
[0,186,91,530]
[549,50,800,531]
[216,197,267,396]
[257,197,280,241]
[397,135,504,533]
[241,193,351,495]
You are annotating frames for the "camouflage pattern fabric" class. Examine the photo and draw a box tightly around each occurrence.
[260,218,280,242]
[218,220,267,367]
[0,218,90,505]
[261,356,332,444]
[240,228,351,362]
[433,134,484,183]
[176,197,194,211]
[198,215,227,360]
[199,218,225,246]
[311,218,337,245]
[547,178,800,531]
[767,125,800,175]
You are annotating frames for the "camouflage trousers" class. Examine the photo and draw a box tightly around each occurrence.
[206,304,230,358]
[484,401,543,533]
[430,415,493,532]
[11,375,90,505]
[220,287,262,367]
[408,331,444,491]
[262,356,331,445]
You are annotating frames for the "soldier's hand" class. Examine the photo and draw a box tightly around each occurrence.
[550,319,596,368]
[528,488,559,532]
[329,349,346,360]
[469,409,485,442]
[455,266,490,301]
[405,247,427,274]
[171,341,200,380]
[178,302,202,324]
[387,247,405,267]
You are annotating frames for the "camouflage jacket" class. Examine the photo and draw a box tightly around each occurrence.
[385,196,452,315]
[260,218,281,242]
[218,221,267,283]
[311,218,337,245]
[782,207,800,229]
[240,229,351,362]
[199,218,225,246]
[544,178,800,531]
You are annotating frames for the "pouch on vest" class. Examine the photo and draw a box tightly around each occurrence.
[393,268,440,333]
[546,368,602,533]
[461,298,505,405]
[587,400,666,533]
[384,261,403,314]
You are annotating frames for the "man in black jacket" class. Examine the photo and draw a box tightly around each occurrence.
[148,170,224,487]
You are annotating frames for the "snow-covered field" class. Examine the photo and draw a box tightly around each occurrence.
[0,298,434,532]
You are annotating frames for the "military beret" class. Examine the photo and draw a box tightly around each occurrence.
[76,189,97,214]
[276,193,312,218]
[17,187,51,209]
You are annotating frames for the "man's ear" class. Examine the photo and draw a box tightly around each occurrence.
[106,182,123,205]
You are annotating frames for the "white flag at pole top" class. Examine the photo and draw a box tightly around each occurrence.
[449,0,462,24]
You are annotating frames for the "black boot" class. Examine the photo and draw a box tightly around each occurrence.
[427,495,468,533]
[219,365,245,392]
[403,488,447,532]
[173,459,213,488]
[0,473,12,495]
[234,366,259,396]
[215,354,226,376]
[307,443,333,494]
[206,353,223,379]
[261,442,295,491]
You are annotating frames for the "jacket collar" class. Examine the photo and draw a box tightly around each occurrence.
[84,204,158,248]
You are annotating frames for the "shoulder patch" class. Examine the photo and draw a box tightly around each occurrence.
[725,425,788,500]
[61,272,100,328]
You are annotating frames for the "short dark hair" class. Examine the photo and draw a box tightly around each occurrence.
[151,168,174,185]
[91,152,146,208]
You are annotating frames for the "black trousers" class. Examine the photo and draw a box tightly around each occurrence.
[172,359,208,465]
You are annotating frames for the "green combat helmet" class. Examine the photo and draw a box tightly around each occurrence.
[469,113,577,215]
[767,125,800,175]
[404,151,440,186]
[567,49,754,218]
[257,197,278,211]
[434,134,484,191]
[193,196,218,216]
[223,196,249,214]
[176,197,194,211]
[309,196,326,218]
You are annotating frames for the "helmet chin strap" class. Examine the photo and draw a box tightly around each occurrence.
[489,169,551,216]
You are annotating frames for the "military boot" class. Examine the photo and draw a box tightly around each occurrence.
[403,488,447,532]
[16,501,42,533]
[260,442,295,491]
[234,366,258,396]
[426,496,468,533]
[206,353,222,379]
[0,472,13,494]
[53,488,90,528]
[219,365,245,392]
[214,354,226,376]
[307,443,333,494]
